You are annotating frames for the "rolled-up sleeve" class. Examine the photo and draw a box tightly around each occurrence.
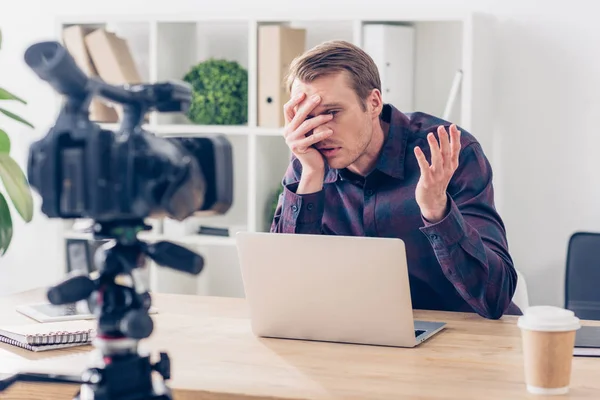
[270,159,326,234]
[271,183,325,233]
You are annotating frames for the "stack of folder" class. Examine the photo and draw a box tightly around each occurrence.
[257,25,306,128]
[61,25,144,122]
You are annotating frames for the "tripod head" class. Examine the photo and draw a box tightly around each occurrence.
[0,40,233,399]
[48,220,203,341]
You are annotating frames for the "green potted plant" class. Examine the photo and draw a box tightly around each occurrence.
[182,58,248,125]
[0,27,35,255]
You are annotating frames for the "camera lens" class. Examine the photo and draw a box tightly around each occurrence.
[24,41,89,98]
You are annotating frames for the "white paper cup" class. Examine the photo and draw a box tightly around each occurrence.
[517,306,581,395]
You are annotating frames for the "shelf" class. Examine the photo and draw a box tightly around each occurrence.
[62,230,237,247]
[56,12,494,297]
[143,233,237,247]
[154,20,250,126]
[255,136,291,232]
[286,20,356,49]
[98,123,283,137]
[62,230,98,241]
[155,124,283,137]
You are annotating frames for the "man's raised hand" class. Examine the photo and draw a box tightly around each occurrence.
[414,124,462,223]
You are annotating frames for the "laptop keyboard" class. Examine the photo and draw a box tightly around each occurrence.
[415,329,426,337]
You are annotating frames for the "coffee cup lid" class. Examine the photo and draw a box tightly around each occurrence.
[518,306,581,332]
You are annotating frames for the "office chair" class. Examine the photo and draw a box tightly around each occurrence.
[564,231,600,320]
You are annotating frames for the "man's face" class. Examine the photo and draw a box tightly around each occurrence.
[290,72,377,170]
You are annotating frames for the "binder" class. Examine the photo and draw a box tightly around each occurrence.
[258,25,306,128]
[84,27,143,86]
[84,27,144,120]
[362,24,415,112]
[61,25,119,123]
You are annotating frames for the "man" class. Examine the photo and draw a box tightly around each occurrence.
[270,40,521,320]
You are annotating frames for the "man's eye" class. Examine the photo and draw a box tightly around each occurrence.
[326,110,338,116]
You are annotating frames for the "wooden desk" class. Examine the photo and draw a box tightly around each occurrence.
[1,289,599,399]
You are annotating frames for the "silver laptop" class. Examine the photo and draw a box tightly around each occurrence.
[235,232,445,347]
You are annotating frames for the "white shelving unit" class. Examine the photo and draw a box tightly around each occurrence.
[56,12,495,298]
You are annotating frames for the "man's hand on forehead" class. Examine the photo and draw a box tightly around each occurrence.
[282,91,334,170]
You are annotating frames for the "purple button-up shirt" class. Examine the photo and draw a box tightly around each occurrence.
[271,104,521,319]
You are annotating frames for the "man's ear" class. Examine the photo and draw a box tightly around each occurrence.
[366,89,383,118]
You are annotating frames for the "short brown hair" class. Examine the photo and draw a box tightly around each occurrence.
[285,40,381,110]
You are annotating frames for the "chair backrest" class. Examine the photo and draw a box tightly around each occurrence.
[513,269,529,311]
[565,232,600,320]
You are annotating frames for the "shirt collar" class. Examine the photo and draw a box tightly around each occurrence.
[323,103,409,183]
[374,103,409,179]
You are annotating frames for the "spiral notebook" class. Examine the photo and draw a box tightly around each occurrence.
[0,320,96,352]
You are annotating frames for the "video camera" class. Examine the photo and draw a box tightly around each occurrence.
[0,40,233,400]
[25,41,233,224]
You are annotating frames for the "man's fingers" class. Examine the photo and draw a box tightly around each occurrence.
[414,146,431,182]
[300,129,333,148]
[288,94,322,132]
[287,113,333,141]
[283,92,306,126]
[438,125,451,167]
[449,124,461,170]
[427,132,442,172]
[288,129,333,154]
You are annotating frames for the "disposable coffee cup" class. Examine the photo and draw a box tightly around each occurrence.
[517,306,580,395]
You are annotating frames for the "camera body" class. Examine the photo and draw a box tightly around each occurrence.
[27,105,233,223]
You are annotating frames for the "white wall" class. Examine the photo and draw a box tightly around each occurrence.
[0,9,66,295]
[1,0,598,308]
[488,1,600,307]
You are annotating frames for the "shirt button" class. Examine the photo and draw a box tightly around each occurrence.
[365,189,374,196]
[430,234,439,240]
[291,205,298,212]
[307,203,314,211]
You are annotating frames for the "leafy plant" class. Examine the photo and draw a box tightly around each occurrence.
[0,27,35,255]
[182,58,248,125]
